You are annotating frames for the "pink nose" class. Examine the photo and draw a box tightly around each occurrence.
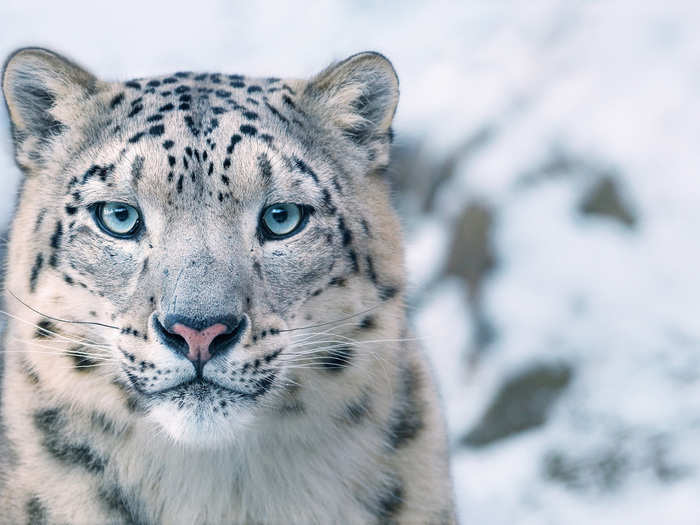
[169,322,229,364]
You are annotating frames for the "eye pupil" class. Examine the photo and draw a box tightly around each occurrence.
[114,207,130,222]
[271,208,288,223]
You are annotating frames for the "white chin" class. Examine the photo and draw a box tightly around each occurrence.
[148,402,253,448]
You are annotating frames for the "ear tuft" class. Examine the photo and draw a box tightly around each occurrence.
[2,48,96,144]
[307,52,399,146]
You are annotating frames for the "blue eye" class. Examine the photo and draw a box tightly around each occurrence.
[261,203,306,238]
[94,202,142,238]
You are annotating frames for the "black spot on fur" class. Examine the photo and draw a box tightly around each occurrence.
[282,94,296,109]
[293,157,319,183]
[127,104,143,118]
[247,85,262,93]
[252,261,263,280]
[258,153,272,181]
[110,93,125,109]
[348,249,359,273]
[388,363,424,449]
[19,357,40,385]
[221,174,230,186]
[374,476,404,522]
[69,345,98,371]
[50,221,63,249]
[98,484,144,525]
[329,276,346,287]
[176,174,184,193]
[240,124,257,136]
[131,156,144,182]
[243,110,258,120]
[146,79,161,87]
[163,140,175,150]
[149,124,164,136]
[146,114,163,122]
[159,103,175,112]
[226,134,242,154]
[128,132,145,143]
[49,221,63,267]
[379,286,398,301]
[338,216,352,246]
[33,408,106,473]
[65,205,77,215]
[26,495,48,525]
[34,319,56,339]
[322,344,354,372]
[343,392,372,425]
[29,253,44,292]
[34,208,47,232]
[360,315,376,330]
[264,101,289,125]
[175,85,191,94]
[230,80,245,88]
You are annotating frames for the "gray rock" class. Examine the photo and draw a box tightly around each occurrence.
[462,362,573,447]
[579,176,637,228]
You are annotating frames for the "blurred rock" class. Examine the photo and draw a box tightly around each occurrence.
[387,126,495,222]
[445,202,495,297]
[461,362,573,447]
[516,147,586,187]
[579,176,637,228]
[543,447,629,491]
[445,202,497,354]
[543,433,688,493]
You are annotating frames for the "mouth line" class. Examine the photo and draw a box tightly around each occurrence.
[147,375,275,401]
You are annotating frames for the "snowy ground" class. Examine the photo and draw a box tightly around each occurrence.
[2,1,700,522]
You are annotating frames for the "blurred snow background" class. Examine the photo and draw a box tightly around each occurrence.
[2,1,700,522]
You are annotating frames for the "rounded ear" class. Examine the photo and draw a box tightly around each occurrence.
[2,47,96,145]
[305,51,399,146]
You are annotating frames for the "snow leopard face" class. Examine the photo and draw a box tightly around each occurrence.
[2,48,403,446]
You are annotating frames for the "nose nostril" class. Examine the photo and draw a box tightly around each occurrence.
[208,317,247,358]
[153,317,189,356]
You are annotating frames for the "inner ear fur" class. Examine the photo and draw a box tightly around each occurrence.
[304,51,399,146]
[2,47,97,144]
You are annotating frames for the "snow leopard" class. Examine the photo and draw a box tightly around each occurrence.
[0,47,455,524]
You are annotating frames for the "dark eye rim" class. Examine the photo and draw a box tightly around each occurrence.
[91,202,143,239]
[258,203,312,240]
